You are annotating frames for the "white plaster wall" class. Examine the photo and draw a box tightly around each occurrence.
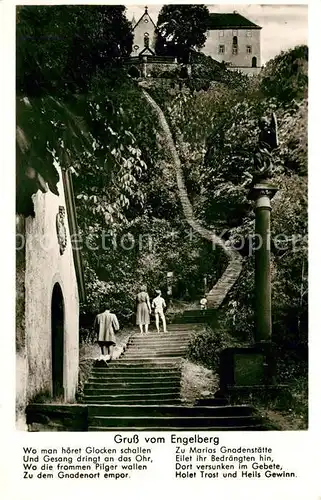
[202,28,261,69]
[131,13,157,55]
[19,165,79,416]
[16,353,28,430]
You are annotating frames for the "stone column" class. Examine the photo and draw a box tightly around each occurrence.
[143,56,147,78]
[250,183,278,344]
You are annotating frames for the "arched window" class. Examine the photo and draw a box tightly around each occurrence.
[252,56,257,68]
[144,33,150,48]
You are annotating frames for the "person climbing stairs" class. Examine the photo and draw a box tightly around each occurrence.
[81,322,266,431]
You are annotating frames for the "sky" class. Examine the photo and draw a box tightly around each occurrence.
[125,4,308,65]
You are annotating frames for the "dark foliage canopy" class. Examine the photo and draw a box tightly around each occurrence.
[156,4,210,60]
[17,5,133,96]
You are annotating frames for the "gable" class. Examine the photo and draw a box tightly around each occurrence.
[139,46,155,57]
[133,8,156,31]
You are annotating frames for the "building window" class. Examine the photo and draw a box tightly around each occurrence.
[219,30,224,37]
[218,45,225,54]
[252,56,257,68]
[246,30,252,37]
[246,45,252,54]
[144,18,148,23]
[232,30,238,36]
[232,35,238,55]
[134,45,139,51]
[144,33,149,48]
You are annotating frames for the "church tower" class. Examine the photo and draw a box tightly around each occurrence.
[131,6,157,57]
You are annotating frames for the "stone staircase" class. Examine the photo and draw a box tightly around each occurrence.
[82,324,192,406]
[87,404,263,431]
[80,322,265,431]
[206,257,243,308]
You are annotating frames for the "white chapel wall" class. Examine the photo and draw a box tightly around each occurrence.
[16,165,79,428]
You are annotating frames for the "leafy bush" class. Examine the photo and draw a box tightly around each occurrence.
[188,325,240,371]
[260,45,308,104]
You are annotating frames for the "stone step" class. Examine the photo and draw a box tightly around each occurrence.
[172,316,210,324]
[88,425,264,431]
[93,360,181,367]
[126,346,189,352]
[86,374,181,384]
[167,324,200,329]
[130,337,191,341]
[90,363,181,377]
[88,404,254,417]
[90,369,181,377]
[131,331,192,336]
[131,331,191,336]
[128,339,190,345]
[84,386,181,396]
[127,342,190,346]
[88,374,180,381]
[125,344,188,349]
[83,392,181,402]
[88,415,256,428]
[120,354,184,360]
[87,372,181,384]
[124,350,188,355]
[92,362,181,368]
[85,381,181,392]
[83,398,181,405]
[121,351,187,357]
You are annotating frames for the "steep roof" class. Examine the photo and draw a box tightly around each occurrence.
[132,7,157,30]
[207,13,261,30]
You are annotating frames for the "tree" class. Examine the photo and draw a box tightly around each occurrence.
[146,46,307,353]
[17,5,133,95]
[260,45,308,104]
[16,5,134,214]
[156,5,210,61]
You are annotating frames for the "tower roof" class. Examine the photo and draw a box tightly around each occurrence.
[207,13,261,30]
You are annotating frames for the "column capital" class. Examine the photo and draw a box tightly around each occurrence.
[249,182,278,203]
